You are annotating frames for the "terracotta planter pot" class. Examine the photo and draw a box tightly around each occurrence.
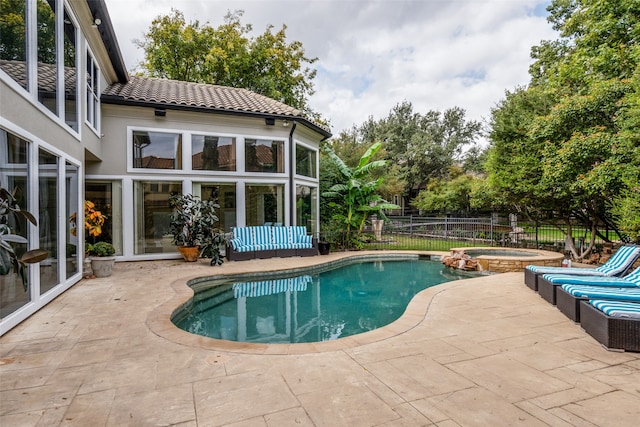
[178,246,200,262]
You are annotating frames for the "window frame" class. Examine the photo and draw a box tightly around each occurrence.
[190,131,238,172]
[294,141,318,179]
[128,127,185,173]
[85,46,100,134]
[244,137,286,174]
[0,0,81,140]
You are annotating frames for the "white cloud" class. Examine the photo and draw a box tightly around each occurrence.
[104,0,557,136]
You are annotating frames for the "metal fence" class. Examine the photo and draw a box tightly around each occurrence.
[362,216,613,252]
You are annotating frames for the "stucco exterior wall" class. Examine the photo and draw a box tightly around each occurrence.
[92,104,322,175]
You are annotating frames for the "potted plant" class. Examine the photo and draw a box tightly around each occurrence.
[169,193,222,262]
[86,241,116,277]
[1,185,49,289]
[70,200,108,277]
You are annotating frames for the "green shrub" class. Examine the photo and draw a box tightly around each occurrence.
[87,241,115,257]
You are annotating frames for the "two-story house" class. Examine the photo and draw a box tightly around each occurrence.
[0,0,330,335]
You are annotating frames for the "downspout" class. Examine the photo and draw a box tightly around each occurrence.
[288,120,298,225]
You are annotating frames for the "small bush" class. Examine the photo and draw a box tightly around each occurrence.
[87,241,115,257]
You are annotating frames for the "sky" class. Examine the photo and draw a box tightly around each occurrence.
[104,0,558,137]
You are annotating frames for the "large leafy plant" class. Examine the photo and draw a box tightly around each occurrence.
[322,142,399,249]
[168,193,219,247]
[0,186,48,290]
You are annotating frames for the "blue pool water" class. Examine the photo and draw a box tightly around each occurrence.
[173,258,478,344]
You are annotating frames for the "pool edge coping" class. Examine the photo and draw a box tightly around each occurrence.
[145,251,502,355]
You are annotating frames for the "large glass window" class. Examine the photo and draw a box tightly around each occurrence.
[0,131,30,319]
[193,183,236,232]
[1,1,81,130]
[133,181,181,254]
[63,8,77,131]
[39,148,58,295]
[37,0,58,115]
[192,135,236,171]
[0,0,28,89]
[65,162,79,279]
[245,184,284,226]
[133,130,183,170]
[86,50,99,130]
[296,185,317,235]
[85,181,123,256]
[296,145,317,178]
[245,139,284,173]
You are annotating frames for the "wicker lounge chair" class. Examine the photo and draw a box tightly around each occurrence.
[524,244,640,291]
[538,265,640,305]
[579,299,640,352]
[556,284,640,322]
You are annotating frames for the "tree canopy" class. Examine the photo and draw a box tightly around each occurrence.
[135,9,318,116]
[486,0,640,249]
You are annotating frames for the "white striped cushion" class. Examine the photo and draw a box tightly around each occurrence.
[527,245,640,276]
[589,299,640,319]
[542,273,640,287]
[562,284,640,301]
[272,226,293,249]
[596,245,640,275]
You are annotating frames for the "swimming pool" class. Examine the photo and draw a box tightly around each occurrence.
[172,256,477,344]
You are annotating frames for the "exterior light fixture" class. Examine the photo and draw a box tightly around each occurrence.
[282,120,290,127]
[265,118,275,126]
[92,17,102,27]
[154,108,166,117]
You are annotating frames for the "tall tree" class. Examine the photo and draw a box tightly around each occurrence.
[487,0,640,250]
[359,102,482,197]
[135,9,318,115]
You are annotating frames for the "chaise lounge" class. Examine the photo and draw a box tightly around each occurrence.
[556,283,640,322]
[579,299,640,352]
[524,244,640,291]
[538,265,640,305]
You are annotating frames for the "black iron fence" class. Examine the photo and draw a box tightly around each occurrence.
[362,216,613,253]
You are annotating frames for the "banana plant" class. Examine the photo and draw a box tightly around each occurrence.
[0,186,48,290]
[322,142,399,249]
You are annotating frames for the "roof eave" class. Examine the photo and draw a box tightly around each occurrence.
[87,0,128,83]
[100,96,332,138]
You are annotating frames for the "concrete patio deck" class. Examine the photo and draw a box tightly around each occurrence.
[1,251,639,426]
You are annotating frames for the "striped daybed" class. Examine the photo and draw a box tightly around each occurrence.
[537,264,640,305]
[524,244,640,292]
[579,299,640,352]
[226,225,318,261]
[556,284,640,322]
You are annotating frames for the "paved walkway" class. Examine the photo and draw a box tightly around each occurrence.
[1,251,639,426]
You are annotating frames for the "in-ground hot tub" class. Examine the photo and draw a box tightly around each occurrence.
[449,247,564,273]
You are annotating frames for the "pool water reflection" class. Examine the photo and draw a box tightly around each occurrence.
[173,258,478,344]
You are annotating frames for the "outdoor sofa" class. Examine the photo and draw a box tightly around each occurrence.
[226,225,318,261]
[556,283,640,322]
[537,263,640,305]
[524,244,640,292]
[579,299,640,352]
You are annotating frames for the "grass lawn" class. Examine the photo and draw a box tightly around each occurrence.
[362,234,491,251]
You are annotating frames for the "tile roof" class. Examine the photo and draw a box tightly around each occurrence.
[102,76,330,136]
[1,60,78,94]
